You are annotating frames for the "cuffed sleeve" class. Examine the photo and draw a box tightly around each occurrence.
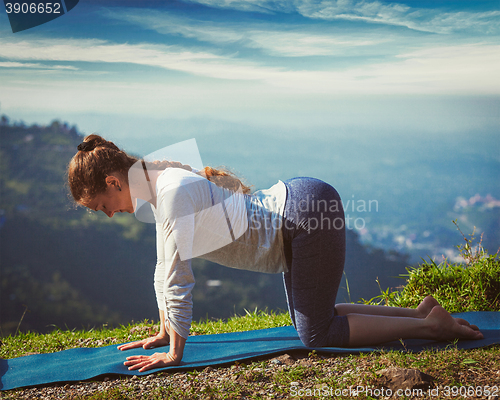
[154,177,196,339]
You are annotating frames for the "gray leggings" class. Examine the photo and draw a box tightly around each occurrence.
[282,177,350,347]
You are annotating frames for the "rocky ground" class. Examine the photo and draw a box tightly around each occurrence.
[2,350,500,400]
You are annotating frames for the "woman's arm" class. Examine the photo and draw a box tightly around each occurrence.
[166,320,186,364]
[121,174,198,371]
[158,309,168,337]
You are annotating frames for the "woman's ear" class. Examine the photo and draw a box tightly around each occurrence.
[105,175,121,190]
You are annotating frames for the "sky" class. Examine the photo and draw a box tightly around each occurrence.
[0,0,499,136]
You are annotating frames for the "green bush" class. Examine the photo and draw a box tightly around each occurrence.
[364,222,500,312]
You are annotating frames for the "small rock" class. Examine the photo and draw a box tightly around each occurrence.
[274,354,296,366]
[270,359,282,365]
[203,366,213,373]
[376,367,434,391]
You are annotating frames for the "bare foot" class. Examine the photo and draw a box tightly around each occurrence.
[426,306,484,341]
[416,295,440,318]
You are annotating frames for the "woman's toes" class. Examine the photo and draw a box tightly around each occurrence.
[454,317,484,340]
[425,305,484,341]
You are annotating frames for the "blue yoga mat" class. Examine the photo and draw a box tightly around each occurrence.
[1,312,499,391]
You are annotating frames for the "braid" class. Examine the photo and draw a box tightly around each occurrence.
[203,166,251,194]
[144,161,251,194]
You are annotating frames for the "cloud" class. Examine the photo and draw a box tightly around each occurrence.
[185,0,500,34]
[104,8,388,57]
[244,30,386,57]
[301,5,500,35]
[0,61,78,70]
[102,9,244,44]
[0,37,498,95]
[0,38,284,81]
[184,0,294,14]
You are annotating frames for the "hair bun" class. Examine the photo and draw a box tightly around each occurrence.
[77,134,116,153]
[77,142,94,152]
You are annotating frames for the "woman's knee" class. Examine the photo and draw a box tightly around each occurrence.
[297,316,350,348]
[297,329,326,348]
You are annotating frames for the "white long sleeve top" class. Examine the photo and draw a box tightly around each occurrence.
[152,168,287,339]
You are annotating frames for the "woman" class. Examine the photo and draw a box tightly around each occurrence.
[67,135,483,372]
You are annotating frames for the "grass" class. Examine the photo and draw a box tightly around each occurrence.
[0,310,292,360]
[361,222,500,312]
[1,228,499,399]
[1,311,499,399]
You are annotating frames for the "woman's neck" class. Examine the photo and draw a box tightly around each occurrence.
[148,169,164,207]
[130,168,165,209]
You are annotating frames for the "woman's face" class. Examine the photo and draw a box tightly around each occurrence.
[86,175,134,218]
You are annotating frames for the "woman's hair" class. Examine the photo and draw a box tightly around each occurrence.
[67,134,251,206]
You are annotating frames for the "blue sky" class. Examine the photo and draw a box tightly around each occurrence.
[0,0,499,149]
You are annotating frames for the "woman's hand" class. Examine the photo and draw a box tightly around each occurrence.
[124,351,181,372]
[117,334,170,351]
[119,313,186,371]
